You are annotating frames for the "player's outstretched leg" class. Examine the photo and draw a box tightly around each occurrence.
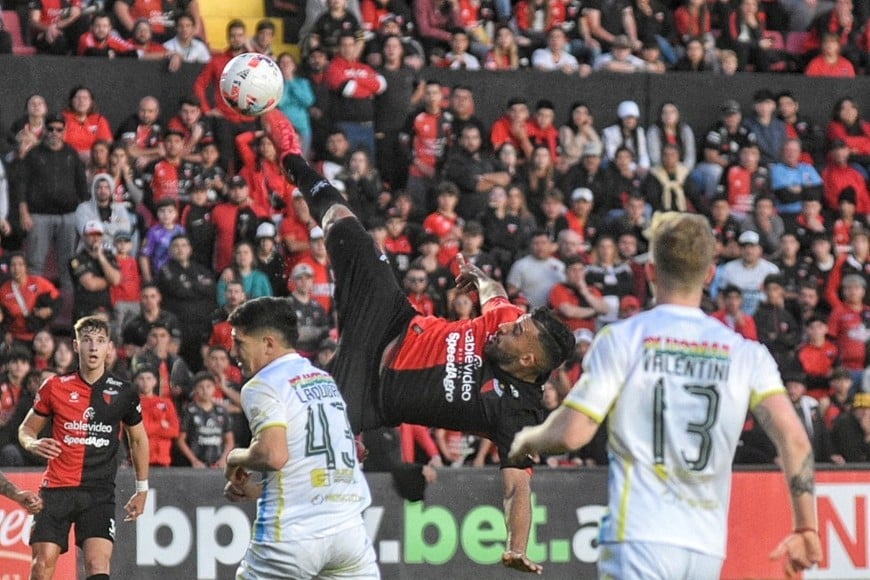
[282,154,349,227]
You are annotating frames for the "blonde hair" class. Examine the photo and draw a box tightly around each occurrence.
[648,212,715,294]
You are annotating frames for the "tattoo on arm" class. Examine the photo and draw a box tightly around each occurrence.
[753,404,774,432]
[789,454,815,498]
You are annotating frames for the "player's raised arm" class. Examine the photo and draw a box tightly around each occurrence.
[754,393,821,577]
[455,253,508,304]
[509,405,600,462]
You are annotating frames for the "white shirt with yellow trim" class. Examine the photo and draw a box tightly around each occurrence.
[563,304,784,558]
[242,352,371,542]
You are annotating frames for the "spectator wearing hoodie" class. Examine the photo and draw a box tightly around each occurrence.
[74,173,132,250]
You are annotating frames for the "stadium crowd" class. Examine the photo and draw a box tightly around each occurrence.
[0,0,868,472]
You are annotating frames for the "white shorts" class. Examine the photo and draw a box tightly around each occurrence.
[598,541,722,580]
[236,522,380,580]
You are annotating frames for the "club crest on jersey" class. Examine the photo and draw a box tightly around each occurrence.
[83,407,95,420]
[103,388,118,405]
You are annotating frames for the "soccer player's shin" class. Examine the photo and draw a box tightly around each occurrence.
[282,154,346,222]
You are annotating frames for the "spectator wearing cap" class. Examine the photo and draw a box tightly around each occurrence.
[821,140,870,215]
[711,285,758,340]
[156,234,217,371]
[254,222,288,297]
[490,97,534,161]
[743,89,788,165]
[826,274,870,386]
[109,230,143,333]
[602,100,650,175]
[442,125,510,222]
[139,198,185,283]
[0,253,61,345]
[831,392,870,463]
[593,35,647,73]
[133,365,180,467]
[643,143,705,214]
[75,172,132,251]
[287,262,332,359]
[564,188,601,253]
[754,274,801,367]
[69,220,121,321]
[559,141,609,212]
[216,241,273,306]
[548,256,608,333]
[211,175,270,273]
[690,99,757,198]
[714,229,780,315]
[143,128,204,214]
[532,28,581,73]
[115,96,163,170]
[797,315,840,398]
[294,226,334,313]
[825,229,869,309]
[15,112,89,293]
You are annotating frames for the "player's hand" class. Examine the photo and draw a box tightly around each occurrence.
[14,490,43,514]
[454,253,487,293]
[124,490,147,522]
[508,428,534,463]
[769,529,822,578]
[26,437,62,460]
[502,551,543,574]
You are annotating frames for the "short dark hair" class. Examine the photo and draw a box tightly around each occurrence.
[228,297,299,347]
[531,308,575,373]
[192,371,217,387]
[74,315,110,339]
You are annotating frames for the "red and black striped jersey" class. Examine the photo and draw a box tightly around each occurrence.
[381,297,543,467]
[33,372,142,489]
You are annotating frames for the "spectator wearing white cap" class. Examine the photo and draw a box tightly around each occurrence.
[602,100,650,175]
[712,229,780,315]
[293,226,334,314]
[288,262,332,359]
[254,222,288,297]
[69,220,121,321]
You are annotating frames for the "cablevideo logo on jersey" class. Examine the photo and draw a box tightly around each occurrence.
[62,407,113,448]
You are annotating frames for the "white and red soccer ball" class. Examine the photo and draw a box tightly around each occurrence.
[219,53,284,116]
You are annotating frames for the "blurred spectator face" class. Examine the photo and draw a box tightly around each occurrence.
[660,103,679,126]
[542,381,560,410]
[207,348,232,376]
[835,0,853,20]
[138,97,160,125]
[310,237,327,260]
[228,25,247,51]
[164,133,185,158]
[821,35,841,58]
[595,237,617,264]
[661,145,680,169]
[806,319,827,343]
[843,280,866,305]
[489,186,507,208]
[755,196,775,218]
[326,132,350,158]
[495,25,514,49]
[308,49,329,71]
[837,99,859,125]
[618,233,638,258]
[176,14,196,42]
[278,53,297,79]
[71,89,94,116]
[33,330,55,358]
[739,146,760,170]
[723,110,742,131]
[785,380,806,403]
[293,270,314,293]
[349,150,370,174]
[854,232,869,257]
[559,230,583,258]
[508,102,529,124]
[782,140,802,166]
[229,183,250,204]
[134,21,154,45]
[92,15,112,42]
[547,28,566,52]
[535,107,555,129]
[404,269,428,293]
[753,97,776,120]
[27,94,47,117]
[723,290,743,314]
[764,280,785,306]
[257,136,277,161]
[135,371,158,396]
[685,40,704,65]
[779,233,799,258]
[801,199,821,221]
[386,217,405,237]
[798,285,819,310]
[711,199,731,223]
[450,87,474,119]
[157,203,179,227]
[451,31,470,55]
[532,146,552,169]
[140,286,161,310]
[193,378,217,404]
[328,0,347,12]
[9,254,28,282]
[571,104,592,127]
[451,293,475,319]
[461,230,483,252]
[382,36,403,63]
[810,236,832,260]
[565,261,585,286]
[777,94,798,120]
[615,148,635,172]
[583,150,602,173]
[169,236,193,263]
[541,195,562,219]
[830,374,852,397]
[740,0,759,16]
[147,326,172,353]
[424,83,443,112]
[530,234,553,260]
[498,143,518,166]
[224,282,246,307]
[256,25,274,48]
[338,35,358,60]
[459,126,482,154]
[179,101,202,127]
[739,240,762,264]
[94,178,113,205]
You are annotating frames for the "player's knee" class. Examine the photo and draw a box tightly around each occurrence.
[322,205,357,233]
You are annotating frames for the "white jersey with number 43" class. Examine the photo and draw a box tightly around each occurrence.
[564,304,785,558]
[242,353,371,543]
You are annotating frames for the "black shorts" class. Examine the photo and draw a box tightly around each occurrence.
[30,487,116,553]
[326,217,416,433]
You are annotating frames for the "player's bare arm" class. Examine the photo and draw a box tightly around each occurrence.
[124,421,150,522]
[454,253,508,304]
[225,425,289,477]
[509,405,600,462]
[18,410,61,461]
[754,394,821,578]
[0,471,43,514]
[501,467,542,575]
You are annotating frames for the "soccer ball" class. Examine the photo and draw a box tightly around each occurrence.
[219,53,284,116]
